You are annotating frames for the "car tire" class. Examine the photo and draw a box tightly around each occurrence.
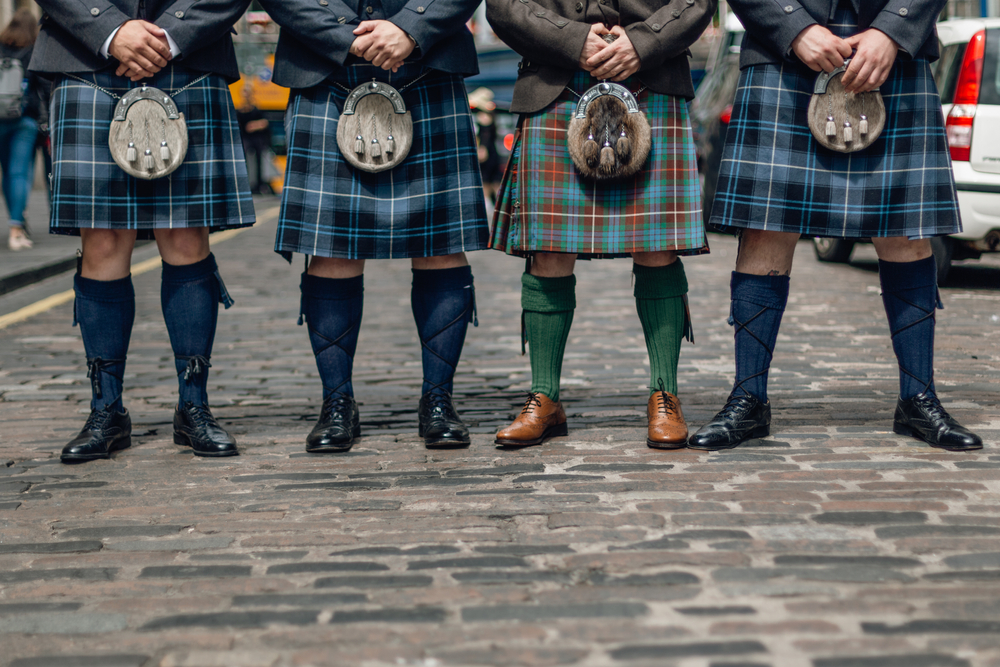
[813,238,856,263]
[930,236,953,285]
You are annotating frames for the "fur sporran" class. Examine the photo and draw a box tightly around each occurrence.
[567,81,651,181]
[108,84,189,180]
[335,80,413,173]
[807,59,885,153]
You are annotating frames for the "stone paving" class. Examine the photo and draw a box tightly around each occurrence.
[0,206,998,667]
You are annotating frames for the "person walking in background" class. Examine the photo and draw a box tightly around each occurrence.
[236,84,272,194]
[0,9,44,252]
[487,0,716,449]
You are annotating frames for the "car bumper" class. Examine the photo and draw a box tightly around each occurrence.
[952,162,1000,243]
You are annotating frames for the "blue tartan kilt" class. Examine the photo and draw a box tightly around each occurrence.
[49,66,255,239]
[275,63,489,260]
[710,4,961,240]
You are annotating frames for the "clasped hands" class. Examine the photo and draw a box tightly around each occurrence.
[110,20,172,82]
[349,20,415,72]
[579,24,641,82]
[791,24,899,93]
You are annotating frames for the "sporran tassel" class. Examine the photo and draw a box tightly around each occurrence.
[143,150,155,170]
[826,116,836,139]
[858,114,868,136]
[127,143,138,163]
[843,121,853,144]
[615,128,631,162]
[354,135,365,155]
[583,133,600,167]
[386,135,395,154]
[599,145,615,175]
[369,138,382,158]
[160,141,170,161]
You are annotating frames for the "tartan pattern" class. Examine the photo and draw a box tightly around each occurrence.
[49,66,255,239]
[490,71,707,258]
[711,4,961,239]
[275,63,489,260]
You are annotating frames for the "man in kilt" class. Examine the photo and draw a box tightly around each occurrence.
[31,0,256,461]
[259,0,489,452]
[689,0,984,451]
[487,0,715,449]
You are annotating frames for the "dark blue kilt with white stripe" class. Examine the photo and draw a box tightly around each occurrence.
[710,5,961,239]
[49,66,255,239]
[275,63,489,260]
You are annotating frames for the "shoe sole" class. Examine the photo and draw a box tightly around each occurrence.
[425,437,471,450]
[494,422,569,448]
[60,436,132,463]
[305,425,361,454]
[646,437,688,450]
[893,422,984,451]
[687,424,770,451]
[173,432,240,457]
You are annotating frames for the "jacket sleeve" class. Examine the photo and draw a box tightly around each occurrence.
[154,0,252,56]
[624,0,716,70]
[34,0,132,55]
[485,0,591,70]
[869,0,947,57]
[727,0,818,59]
[390,0,479,55]
[256,0,362,66]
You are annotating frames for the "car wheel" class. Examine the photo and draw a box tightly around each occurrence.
[930,236,953,285]
[813,238,856,263]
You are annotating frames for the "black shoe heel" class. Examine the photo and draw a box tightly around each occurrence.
[112,437,133,452]
[173,432,188,446]
[892,422,914,437]
[549,422,569,438]
[750,424,770,439]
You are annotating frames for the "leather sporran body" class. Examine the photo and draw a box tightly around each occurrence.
[109,85,189,180]
[807,60,886,153]
[336,80,413,173]
[567,82,651,181]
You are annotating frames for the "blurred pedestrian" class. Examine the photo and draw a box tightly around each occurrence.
[0,9,43,251]
[469,87,502,202]
[236,84,272,194]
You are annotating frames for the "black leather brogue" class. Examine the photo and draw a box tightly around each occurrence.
[418,391,470,449]
[173,402,239,457]
[687,393,771,451]
[306,394,360,453]
[894,392,983,451]
[61,407,132,463]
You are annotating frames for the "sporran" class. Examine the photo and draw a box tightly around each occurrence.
[335,79,413,173]
[807,58,885,153]
[567,81,651,180]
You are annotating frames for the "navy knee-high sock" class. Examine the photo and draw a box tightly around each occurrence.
[879,256,939,400]
[730,271,789,402]
[411,266,476,397]
[300,273,364,400]
[161,253,233,407]
[74,274,135,413]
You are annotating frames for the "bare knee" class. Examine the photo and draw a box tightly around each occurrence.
[155,228,211,265]
[871,237,932,263]
[735,230,800,276]
[308,256,366,279]
[633,251,678,267]
[80,229,137,280]
[529,253,576,278]
[411,253,469,270]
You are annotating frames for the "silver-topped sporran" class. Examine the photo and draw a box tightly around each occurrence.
[108,84,190,180]
[567,81,651,181]
[807,59,886,153]
[335,79,413,173]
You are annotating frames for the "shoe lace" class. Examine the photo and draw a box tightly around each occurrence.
[424,391,453,413]
[84,406,116,431]
[320,393,354,421]
[654,379,678,416]
[520,392,544,415]
[913,392,948,421]
[183,403,216,431]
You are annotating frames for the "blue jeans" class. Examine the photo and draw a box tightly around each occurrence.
[0,116,39,227]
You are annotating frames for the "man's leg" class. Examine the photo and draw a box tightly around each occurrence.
[633,251,690,449]
[61,229,137,462]
[689,230,798,450]
[411,253,475,449]
[157,228,238,457]
[495,252,574,448]
[300,256,365,453]
[873,237,982,450]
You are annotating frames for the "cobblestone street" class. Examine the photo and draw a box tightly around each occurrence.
[0,201,998,667]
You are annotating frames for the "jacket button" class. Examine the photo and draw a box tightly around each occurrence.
[651,23,660,29]
[320,0,329,4]
[686,0,694,4]
[575,1,583,10]
[417,5,425,11]
[784,5,794,12]
[366,5,373,12]
[898,7,908,15]
[672,9,680,16]
[90,7,99,15]
[174,10,184,18]
[337,15,347,22]
[557,19,567,25]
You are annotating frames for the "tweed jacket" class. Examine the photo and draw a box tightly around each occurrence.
[29,0,249,81]
[258,0,480,90]
[487,0,716,114]
[729,0,946,71]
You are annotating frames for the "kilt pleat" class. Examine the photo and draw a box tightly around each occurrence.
[710,4,961,239]
[490,71,707,258]
[274,63,489,260]
[49,66,255,238]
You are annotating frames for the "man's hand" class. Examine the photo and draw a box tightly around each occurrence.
[841,29,898,93]
[587,26,641,82]
[791,24,852,73]
[109,20,172,82]
[351,20,415,72]
[579,23,611,72]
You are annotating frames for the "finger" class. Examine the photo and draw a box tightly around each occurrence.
[586,45,615,67]
[354,20,378,34]
[846,59,873,92]
[137,45,169,68]
[841,55,862,85]
[835,38,854,58]
[141,21,166,38]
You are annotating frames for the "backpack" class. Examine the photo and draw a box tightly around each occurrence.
[0,56,25,119]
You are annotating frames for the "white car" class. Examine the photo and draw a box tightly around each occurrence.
[813,18,1000,283]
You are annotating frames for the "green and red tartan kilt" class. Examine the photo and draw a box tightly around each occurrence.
[490,72,708,258]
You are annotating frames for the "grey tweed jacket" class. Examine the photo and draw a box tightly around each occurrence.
[729,0,947,70]
[29,0,250,81]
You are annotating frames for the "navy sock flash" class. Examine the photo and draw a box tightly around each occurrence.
[879,256,939,400]
[74,274,135,413]
[300,272,364,400]
[411,266,476,397]
[730,271,789,403]
[161,253,231,407]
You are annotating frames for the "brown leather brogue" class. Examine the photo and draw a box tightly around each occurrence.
[495,392,568,448]
[646,390,688,449]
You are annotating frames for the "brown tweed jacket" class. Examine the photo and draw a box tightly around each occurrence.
[486,0,716,113]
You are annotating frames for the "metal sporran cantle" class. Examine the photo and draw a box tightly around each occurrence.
[567,81,651,181]
[336,79,413,173]
[109,84,189,180]
[807,58,886,153]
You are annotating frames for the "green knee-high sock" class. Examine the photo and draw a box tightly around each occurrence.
[522,273,576,403]
[634,261,691,396]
